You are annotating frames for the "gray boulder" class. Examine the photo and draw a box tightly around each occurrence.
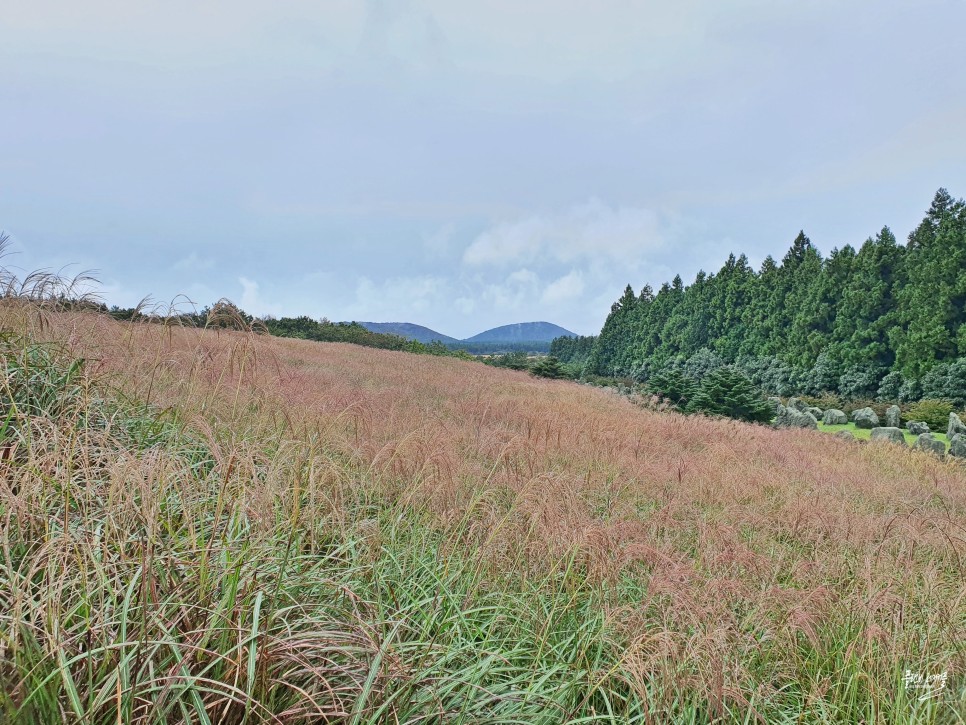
[766,396,783,414]
[787,397,807,412]
[948,413,966,439]
[775,404,818,429]
[950,433,966,459]
[822,409,848,425]
[852,407,880,429]
[906,421,930,436]
[914,433,945,457]
[885,404,901,428]
[835,430,854,441]
[870,427,907,445]
[805,406,823,419]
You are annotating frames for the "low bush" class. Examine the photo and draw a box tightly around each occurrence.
[903,399,956,430]
[840,399,891,420]
[920,360,966,407]
[799,393,844,411]
[530,356,568,379]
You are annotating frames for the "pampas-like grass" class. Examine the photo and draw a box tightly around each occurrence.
[1,304,964,723]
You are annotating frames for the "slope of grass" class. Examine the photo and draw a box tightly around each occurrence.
[818,421,952,448]
[1,304,965,723]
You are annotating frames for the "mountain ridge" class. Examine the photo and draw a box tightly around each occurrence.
[463,321,576,343]
[355,322,461,345]
[355,320,576,345]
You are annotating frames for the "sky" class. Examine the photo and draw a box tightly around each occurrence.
[2,1,965,338]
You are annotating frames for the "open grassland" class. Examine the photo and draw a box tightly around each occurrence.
[1,304,965,723]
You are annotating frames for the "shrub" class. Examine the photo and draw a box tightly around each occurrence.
[681,348,726,382]
[919,359,966,407]
[487,351,531,371]
[803,351,843,396]
[530,356,568,379]
[799,393,844,411]
[876,370,905,402]
[685,367,773,423]
[737,355,801,397]
[903,399,955,430]
[632,357,662,384]
[647,369,698,408]
[898,377,922,403]
[838,364,885,400]
[841,399,891,420]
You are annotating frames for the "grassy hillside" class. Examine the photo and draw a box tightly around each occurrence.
[1,304,965,723]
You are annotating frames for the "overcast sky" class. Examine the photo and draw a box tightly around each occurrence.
[3,1,965,337]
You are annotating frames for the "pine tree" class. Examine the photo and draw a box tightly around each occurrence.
[894,189,966,377]
[530,356,567,379]
[685,366,773,423]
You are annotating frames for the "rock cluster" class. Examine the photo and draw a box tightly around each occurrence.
[852,407,879,429]
[906,421,930,436]
[870,427,906,445]
[951,433,966,458]
[948,413,966,439]
[914,433,945,457]
[885,405,901,428]
[822,409,848,425]
[774,403,818,429]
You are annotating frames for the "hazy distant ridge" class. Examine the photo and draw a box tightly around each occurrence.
[355,322,460,345]
[463,322,576,343]
[357,320,576,345]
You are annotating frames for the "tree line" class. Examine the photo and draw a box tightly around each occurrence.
[552,188,966,405]
[104,303,472,360]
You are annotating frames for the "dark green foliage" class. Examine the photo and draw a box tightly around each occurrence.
[876,371,905,402]
[484,351,531,371]
[894,189,966,377]
[840,399,891,420]
[585,188,966,403]
[647,369,698,408]
[737,356,801,397]
[798,392,844,412]
[904,399,955,430]
[802,351,843,396]
[265,316,412,348]
[837,364,885,400]
[451,340,551,354]
[529,356,568,379]
[549,334,596,370]
[681,348,725,382]
[685,367,774,423]
[919,359,966,407]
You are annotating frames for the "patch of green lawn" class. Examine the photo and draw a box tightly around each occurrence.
[818,421,950,449]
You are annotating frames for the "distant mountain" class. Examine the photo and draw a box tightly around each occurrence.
[464,322,576,344]
[356,322,460,345]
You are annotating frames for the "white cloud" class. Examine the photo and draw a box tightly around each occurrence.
[351,274,449,319]
[541,269,584,304]
[171,252,214,272]
[239,276,283,317]
[423,223,456,257]
[479,268,540,311]
[462,199,665,268]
